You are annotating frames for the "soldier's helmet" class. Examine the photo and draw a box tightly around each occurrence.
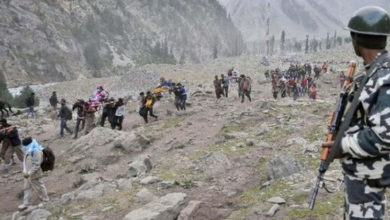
[347,6,390,36]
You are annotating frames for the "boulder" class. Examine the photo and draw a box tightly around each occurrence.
[267,197,286,204]
[136,188,157,203]
[71,127,120,153]
[26,209,51,220]
[246,139,255,147]
[169,142,186,151]
[114,132,151,153]
[129,155,153,177]
[117,179,133,190]
[76,183,104,200]
[71,128,151,154]
[256,124,270,136]
[140,176,161,185]
[178,200,202,220]
[265,204,280,217]
[61,192,75,205]
[158,180,176,189]
[266,155,304,180]
[286,137,307,146]
[123,193,187,220]
[224,132,248,140]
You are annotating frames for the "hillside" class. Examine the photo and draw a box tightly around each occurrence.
[0,0,243,87]
[218,0,390,42]
[3,46,384,220]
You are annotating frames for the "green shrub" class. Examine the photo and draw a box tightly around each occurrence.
[12,86,40,108]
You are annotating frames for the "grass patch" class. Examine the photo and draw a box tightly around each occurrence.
[49,187,139,219]
[285,193,343,219]
[305,125,326,143]
[262,126,289,144]
[163,117,184,129]
[217,124,241,136]
[79,165,95,174]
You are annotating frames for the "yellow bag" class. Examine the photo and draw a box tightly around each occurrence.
[145,99,153,108]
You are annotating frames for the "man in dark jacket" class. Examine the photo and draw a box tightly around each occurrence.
[72,99,86,139]
[0,119,24,172]
[58,99,72,137]
[25,93,35,118]
[49,91,58,110]
[100,98,116,127]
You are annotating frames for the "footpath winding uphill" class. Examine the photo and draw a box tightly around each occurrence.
[2,52,381,219]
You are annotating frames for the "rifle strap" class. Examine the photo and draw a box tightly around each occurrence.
[326,51,389,164]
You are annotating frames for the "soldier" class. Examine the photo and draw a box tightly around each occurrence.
[324,6,390,220]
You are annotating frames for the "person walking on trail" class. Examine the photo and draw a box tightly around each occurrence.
[84,101,97,135]
[100,98,116,127]
[18,137,49,211]
[72,99,86,139]
[321,62,328,73]
[179,83,187,110]
[102,98,117,129]
[309,84,317,100]
[174,83,187,111]
[25,93,35,119]
[301,76,308,95]
[313,65,321,80]
[58,99,73,137]
[0,119,24,172]
[292,79,299,101]
[213,75,224,100]
[173,84,182,111]
[114,98,125,130]
[49,91,58,110]
[138,92,148,123]
[145,91,158,121]
[272,79,278,100]
[240,75,252,103]
[221,74,229,98]
[322,7,390,220]
[237,75,244,98]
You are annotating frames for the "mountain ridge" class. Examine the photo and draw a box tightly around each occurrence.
[0,0,244,87]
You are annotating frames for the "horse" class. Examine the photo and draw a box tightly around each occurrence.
[0,99,13,119]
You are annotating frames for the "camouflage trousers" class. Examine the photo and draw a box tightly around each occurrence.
[344,175,387,219]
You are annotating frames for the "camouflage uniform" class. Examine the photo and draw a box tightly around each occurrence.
[341,50,390,219]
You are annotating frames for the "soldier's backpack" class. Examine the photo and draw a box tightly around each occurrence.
[41,147,55,172]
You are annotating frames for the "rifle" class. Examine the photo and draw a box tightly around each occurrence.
[309,61,357,210]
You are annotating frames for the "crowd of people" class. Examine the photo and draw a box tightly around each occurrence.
[213,67,253,103]
[267,62,331,101]
[46,85,126,139]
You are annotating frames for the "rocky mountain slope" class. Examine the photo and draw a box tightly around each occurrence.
[0,0,243,87]
[218,0,390,42]
[5,46,390,220]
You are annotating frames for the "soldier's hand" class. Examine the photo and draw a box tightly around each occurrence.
[321,141,344,159]
[321,141,334,148]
